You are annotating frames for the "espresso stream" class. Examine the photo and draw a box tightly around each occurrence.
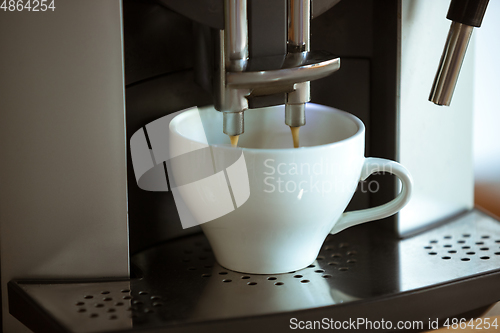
[230,135,239,147]
[228,127,300,148]
[290,126,300,148]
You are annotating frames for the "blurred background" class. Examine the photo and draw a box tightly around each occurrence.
[474,0,500,217]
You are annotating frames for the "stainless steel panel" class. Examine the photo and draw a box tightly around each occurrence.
[0,1,129,332]
[398,0,474,235]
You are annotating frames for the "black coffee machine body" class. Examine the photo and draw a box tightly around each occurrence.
[125,0,399,254]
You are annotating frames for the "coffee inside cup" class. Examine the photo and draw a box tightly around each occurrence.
[187,104,357,149]
[229,127,300,148]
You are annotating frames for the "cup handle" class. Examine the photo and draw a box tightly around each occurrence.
[330,157,413,234]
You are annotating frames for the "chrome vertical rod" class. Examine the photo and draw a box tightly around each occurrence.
[223,0,248,136]
[286,0,311,127]
[429,21,473,106]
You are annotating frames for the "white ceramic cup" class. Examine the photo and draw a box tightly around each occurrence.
[168,103,412,274]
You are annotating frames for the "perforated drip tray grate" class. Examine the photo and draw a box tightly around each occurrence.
[9,209,500,333]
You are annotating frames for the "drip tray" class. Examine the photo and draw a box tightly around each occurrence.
[9,209,500,333]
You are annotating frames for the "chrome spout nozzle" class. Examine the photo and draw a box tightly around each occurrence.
[285,0,311,127]
[285,103,306,127]
[223,111,244,136]
[429,22,473,106]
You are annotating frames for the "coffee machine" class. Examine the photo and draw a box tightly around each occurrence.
[2,0,500,332]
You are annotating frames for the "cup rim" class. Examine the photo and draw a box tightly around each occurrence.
[170,103,365,153]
